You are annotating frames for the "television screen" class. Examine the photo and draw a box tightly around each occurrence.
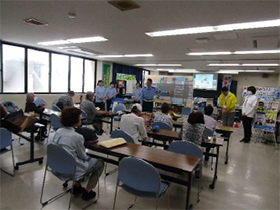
[194,74,218,91]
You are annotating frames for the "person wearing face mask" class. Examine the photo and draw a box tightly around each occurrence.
[240,86,258,143]
[219,86,237,127]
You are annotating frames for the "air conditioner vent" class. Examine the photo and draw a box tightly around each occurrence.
[23,18,48,26]
[108,0,140,11]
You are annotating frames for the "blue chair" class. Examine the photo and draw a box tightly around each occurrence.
[168,141,203,203]
[48,114,62,134]
[0,128,15,177]
[40,144,99,209]
[152,122,172,131]
[113,157,169,210]
[104,129,135,177]
[1,100,19,113]
[113,103,126,127]
[34,98,47,107]
[182,107,192,117]
[52,104,61,112]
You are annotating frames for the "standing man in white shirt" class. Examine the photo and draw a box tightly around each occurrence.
[120,104,148,144]
[240,86,258,143]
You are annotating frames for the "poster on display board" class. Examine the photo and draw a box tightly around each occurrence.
[116,73,136,94]
[242,86,280,100]
[102,64,111,88]
[254,101,279,132]
[146,75,194,106]
[222,75,232,89]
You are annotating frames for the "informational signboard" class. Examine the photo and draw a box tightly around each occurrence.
[223,75,232,90]
[116,73,136,94]
[102,64,111,88]
[254,101,279,132]
[243,86,280,100]
[147,75,194,106]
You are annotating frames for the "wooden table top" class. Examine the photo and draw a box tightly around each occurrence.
[203,137,224,147]
[147,129,181,139]
[172,121,183,127]
[86,142,200,173]
[216,123,234,132]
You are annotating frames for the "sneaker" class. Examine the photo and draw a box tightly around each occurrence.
[72,185,86,196]
[82,190,96,201]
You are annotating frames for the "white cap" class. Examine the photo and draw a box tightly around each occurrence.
[132,103,142,112]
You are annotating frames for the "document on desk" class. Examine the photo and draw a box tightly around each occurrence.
[97,138,126,148]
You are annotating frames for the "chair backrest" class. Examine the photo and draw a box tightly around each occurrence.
[118,157,161,194]
[47,144,76,175]
[168,141,203,158]
[110,129,134,143]
[52,104,61,112]
[0,128,12,150]
[80,109,88,124]
[1,100,19,113]
[34,98,47,107]
[206,128,214,137]
[113,103,125,114]
[182,107,191,116]
[50,114,62,130]
[152,122,172,131]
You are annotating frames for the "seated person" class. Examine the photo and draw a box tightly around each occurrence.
[52,107,104,200]
[153,103,173,128]
[180,111,207,146]
[25,93,48,140]
[120,104,148,144]
[1,103,36,134]
[204,105,217,131]
[57,90,75,110]
[80,91,108,135]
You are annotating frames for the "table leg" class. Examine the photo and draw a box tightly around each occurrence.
[209,146,219,189]
[185,172,193,210]
[15,130,44,170]
[110,117,113,134]
[225,134,230,165]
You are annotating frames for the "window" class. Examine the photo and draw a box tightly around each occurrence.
[70,57,83,92]
[3,44,25,93]
[51,53,69,92]
[84,60,95,92]
[28,49,49,92]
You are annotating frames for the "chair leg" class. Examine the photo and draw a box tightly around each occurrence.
[40,165,48,205]
[155,196,159,210]
[127,196,137,210]
[68,181,75,210]
[113,180,119,210]
[11,144,15,176]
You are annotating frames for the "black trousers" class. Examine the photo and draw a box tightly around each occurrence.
[142,101,153,113]
[95,102,105,111]
[242,116,253,142]
[106,99,112,111]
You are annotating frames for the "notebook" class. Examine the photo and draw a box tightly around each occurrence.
[97,138,126,148]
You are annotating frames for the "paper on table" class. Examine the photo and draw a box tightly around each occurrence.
[97,138,127,148]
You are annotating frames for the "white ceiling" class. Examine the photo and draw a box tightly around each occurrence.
[1,0,280,73]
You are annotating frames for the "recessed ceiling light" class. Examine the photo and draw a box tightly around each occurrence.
[97,55,124,58]
[209,63,279,66]
[169,69,197,73]
[124,54,153,57]
[134,64,182,67]
[97,54,153,58]
[217,70,239,74]
[188,52,232,56]
[38,36,108,46]
[234,50,280,54]
[219,69,275,73]
[146,19,280,37]
[208,64,240,66]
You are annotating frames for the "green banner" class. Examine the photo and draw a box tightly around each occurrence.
[116,73,136,81]
[102,64,111,88]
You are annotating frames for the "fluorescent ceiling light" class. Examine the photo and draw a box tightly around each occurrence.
[242,70,275,73]
[146,19,280,37]
[188,52,232,56]
[168,69,197,73]
[209,63,279,66]
[134,64,182,67]
[208,63,240,66]
[97,54,153,58]
[38,40,70,46]
[242,63,279,66]
[124,54,153,57]
[219,69,275,73]
[38,36,108,46]
[156,69,170,72]
[67,36,108,43]
[217,70,239,74]
[234,50,280,54]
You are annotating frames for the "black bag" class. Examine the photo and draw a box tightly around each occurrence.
[75,127,98,142]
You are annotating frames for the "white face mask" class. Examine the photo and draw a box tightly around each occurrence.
[247,91,253,95]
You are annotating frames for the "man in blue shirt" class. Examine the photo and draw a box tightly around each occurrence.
[105,81,117,111]
[95,80,106,110]
[133,82,142,103]
[141,78,173,112]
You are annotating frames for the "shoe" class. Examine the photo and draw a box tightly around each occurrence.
[239,139,245,142]
[82,190,96,201]
[72,185,86,196]
[204,156,209,161]
[35,135,41,141]
[244,141,250,144]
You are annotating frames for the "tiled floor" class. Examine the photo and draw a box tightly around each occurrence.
[0,124,279,210]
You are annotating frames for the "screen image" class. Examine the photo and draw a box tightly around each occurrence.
[194,74,218,90]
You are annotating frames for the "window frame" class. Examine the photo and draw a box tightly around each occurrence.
[0,40,97,94]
